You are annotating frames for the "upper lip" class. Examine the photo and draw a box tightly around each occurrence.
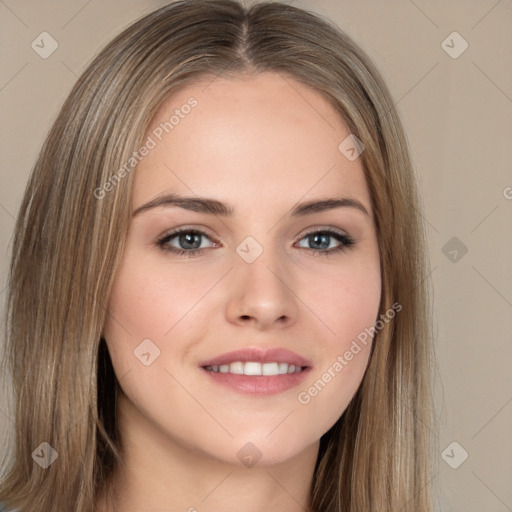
[198,347,312,368]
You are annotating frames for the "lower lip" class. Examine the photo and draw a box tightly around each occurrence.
[200,367,311,395]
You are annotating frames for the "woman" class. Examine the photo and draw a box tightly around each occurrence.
[0,1,434,510]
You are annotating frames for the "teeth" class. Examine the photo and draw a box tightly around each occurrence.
[244,362,262,375]
[229,361,244,374]
[205,361,304,376]
[262,362,279,376]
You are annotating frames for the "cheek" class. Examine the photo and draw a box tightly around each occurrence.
[102,252,225,394]
[293,259,381,426]
[103,258,172,378]
[304,259,382,352]
[105,257,211,344]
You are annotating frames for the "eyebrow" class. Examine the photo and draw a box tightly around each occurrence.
[132,193,370,218]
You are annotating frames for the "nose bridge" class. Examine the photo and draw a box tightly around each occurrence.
[225,234,298,329]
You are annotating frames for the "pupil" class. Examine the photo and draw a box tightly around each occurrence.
[310,233,329,249]
[180,233,201,249]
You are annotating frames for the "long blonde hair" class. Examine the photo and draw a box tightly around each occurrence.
[0,1,434,510]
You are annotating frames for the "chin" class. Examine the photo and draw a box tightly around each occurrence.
[221,432,317,469]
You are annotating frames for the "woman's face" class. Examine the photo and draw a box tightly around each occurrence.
[104,71,381,466]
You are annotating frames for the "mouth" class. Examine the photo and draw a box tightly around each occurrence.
[204,361,307,375]
[198,347,312,395]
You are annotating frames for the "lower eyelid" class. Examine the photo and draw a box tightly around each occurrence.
[159,230,217,249]
[157,229,355,254]
[297,230,354,244]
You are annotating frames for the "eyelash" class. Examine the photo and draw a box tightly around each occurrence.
[156,227,356,258]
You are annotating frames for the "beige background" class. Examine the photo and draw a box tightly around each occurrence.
[1,1,511,510]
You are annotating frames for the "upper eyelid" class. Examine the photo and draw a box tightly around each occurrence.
[295,225,350,238]
[159,226,351,245]
[159,225,218,239]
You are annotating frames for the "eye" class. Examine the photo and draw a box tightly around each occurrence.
[295,229,356,255]
[156,227,356,258]
[156,229,218,257]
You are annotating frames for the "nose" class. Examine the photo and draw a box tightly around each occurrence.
[225,248,299,331]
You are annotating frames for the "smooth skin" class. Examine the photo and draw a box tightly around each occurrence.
[100,71,381,512]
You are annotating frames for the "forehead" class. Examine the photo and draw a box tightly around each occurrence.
[133,71,371,214]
